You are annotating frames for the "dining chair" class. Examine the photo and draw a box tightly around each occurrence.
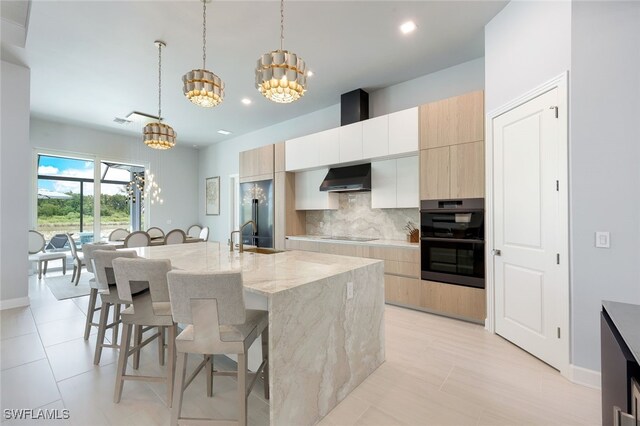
[65,233,85,285]
[198,226,209,242]
[28,230,67,279]
[81,243,116,341]
[146,227,165,240]
[165,229,186,245]
[166,270,269,426]
[112,257,177,406]
[186,225,202,238]
[123,231,150,248]
[91,249,148,365]
[108,228,129,241]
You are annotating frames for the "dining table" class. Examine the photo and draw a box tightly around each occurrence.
[103,236,203,249]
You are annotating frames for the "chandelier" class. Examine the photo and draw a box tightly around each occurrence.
[182,0,224,108]
[255,0,308,103]
[143,41,177,150]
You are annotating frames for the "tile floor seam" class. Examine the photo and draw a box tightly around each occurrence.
[437,364,455,392]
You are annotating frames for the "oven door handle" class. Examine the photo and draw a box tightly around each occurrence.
[420,237,485,244]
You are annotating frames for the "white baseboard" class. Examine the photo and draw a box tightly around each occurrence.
[0,296,30,310]
[568,364,601,389]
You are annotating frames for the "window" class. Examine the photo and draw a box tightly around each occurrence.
[37,154,145,242]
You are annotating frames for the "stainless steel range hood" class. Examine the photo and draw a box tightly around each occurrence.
[319,163,371,192]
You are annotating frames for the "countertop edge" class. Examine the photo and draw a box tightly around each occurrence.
[286,235,419,250]
[602,300,640,365]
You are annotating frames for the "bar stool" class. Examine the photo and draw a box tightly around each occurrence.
[81,243,116,341]
[166,270,269,426]
[92,249,143,365]
[112,257,177,406]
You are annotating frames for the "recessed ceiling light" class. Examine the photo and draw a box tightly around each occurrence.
[125,111,160,122]
[217,129,232,135]
[400,21,417,35]
[307,70,314,77]
[241,98,252,105]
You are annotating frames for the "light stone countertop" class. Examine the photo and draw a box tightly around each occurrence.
[127,241,382,296]
[287,234,420,250]
[602,300,640,365]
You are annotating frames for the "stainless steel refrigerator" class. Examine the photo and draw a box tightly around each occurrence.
[240,180,274,248]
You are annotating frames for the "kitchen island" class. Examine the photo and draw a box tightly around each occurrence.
[128,242,385,425]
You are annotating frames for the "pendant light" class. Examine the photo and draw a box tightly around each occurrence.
[255,0,308,103]
[182,0,224,108]
[143,41,177,150]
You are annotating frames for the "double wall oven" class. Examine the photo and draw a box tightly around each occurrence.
[420,198,485,288]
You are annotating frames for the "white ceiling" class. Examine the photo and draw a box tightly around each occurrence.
[9,1,507,147]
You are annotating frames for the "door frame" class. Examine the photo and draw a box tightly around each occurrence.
[485,72,570,375]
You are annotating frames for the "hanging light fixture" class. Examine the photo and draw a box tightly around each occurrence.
[255,0,308,103]
[143,41,177,150]
[182,0,224,108]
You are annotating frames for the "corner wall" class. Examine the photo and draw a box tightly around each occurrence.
[199,58,485,244]
[569,0,640,371]
[1,60,31,307]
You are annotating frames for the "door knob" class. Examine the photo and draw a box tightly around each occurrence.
[492,249,502,256]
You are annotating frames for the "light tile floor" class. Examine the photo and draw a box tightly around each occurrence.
[0,271,600,425]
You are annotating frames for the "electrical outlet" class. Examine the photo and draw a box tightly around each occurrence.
[595,231,610,248]
[346,282,354,300]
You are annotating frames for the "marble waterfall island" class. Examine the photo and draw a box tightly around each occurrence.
[130,242,386,425]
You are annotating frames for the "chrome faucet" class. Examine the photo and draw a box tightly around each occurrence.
[229,230,240,252]
[239,220,257,253]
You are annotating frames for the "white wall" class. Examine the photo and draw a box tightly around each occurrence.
[30,118,200,234]
[200,58,485,244]
[569,0,640,371]
[485,0,640,373]
[484,0,571,113]
[1,60,31,307]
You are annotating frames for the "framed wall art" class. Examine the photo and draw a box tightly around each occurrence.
[205,176,220,215]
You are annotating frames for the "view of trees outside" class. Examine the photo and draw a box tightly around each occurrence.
[36,155,139,241]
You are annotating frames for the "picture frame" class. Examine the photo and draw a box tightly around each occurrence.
[205,176,220,216]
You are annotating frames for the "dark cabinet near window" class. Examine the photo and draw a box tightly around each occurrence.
[601,302,640,426]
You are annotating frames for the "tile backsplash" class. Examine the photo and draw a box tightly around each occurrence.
[305,192,419,241]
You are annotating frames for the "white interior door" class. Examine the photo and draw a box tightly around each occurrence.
[492,87,567,370]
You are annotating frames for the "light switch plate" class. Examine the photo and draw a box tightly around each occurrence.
[595,231,610,248]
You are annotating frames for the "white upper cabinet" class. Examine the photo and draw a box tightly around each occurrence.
[371,155,419,209]
[362,115,389,159]
[371,159,397,209]
[339,122,363,163]
[286,128,339,171]
[295,168,339,211]
[396,156,419,208]
[286,107,418,172]
[388,107,419,155]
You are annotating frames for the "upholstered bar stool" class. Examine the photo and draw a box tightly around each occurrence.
[166,270,269,426]
[91,249,143,365]
[112,257,177,406]
[81,243,116,341]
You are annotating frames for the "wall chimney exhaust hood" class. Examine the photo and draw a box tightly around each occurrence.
[319,163,371,192]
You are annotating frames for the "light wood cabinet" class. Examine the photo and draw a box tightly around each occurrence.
[450,141,484,198]
[274,171,305,250]
[388,107,419,155]
[294,168,338,210]
[371,156,419,209]
[239,144,274,181]
[362,115,389,159]
[385,275,421,307]
[339,121,363,163]
[419,91,484,150]
[419,280,486,323]
[420,147,450,200]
